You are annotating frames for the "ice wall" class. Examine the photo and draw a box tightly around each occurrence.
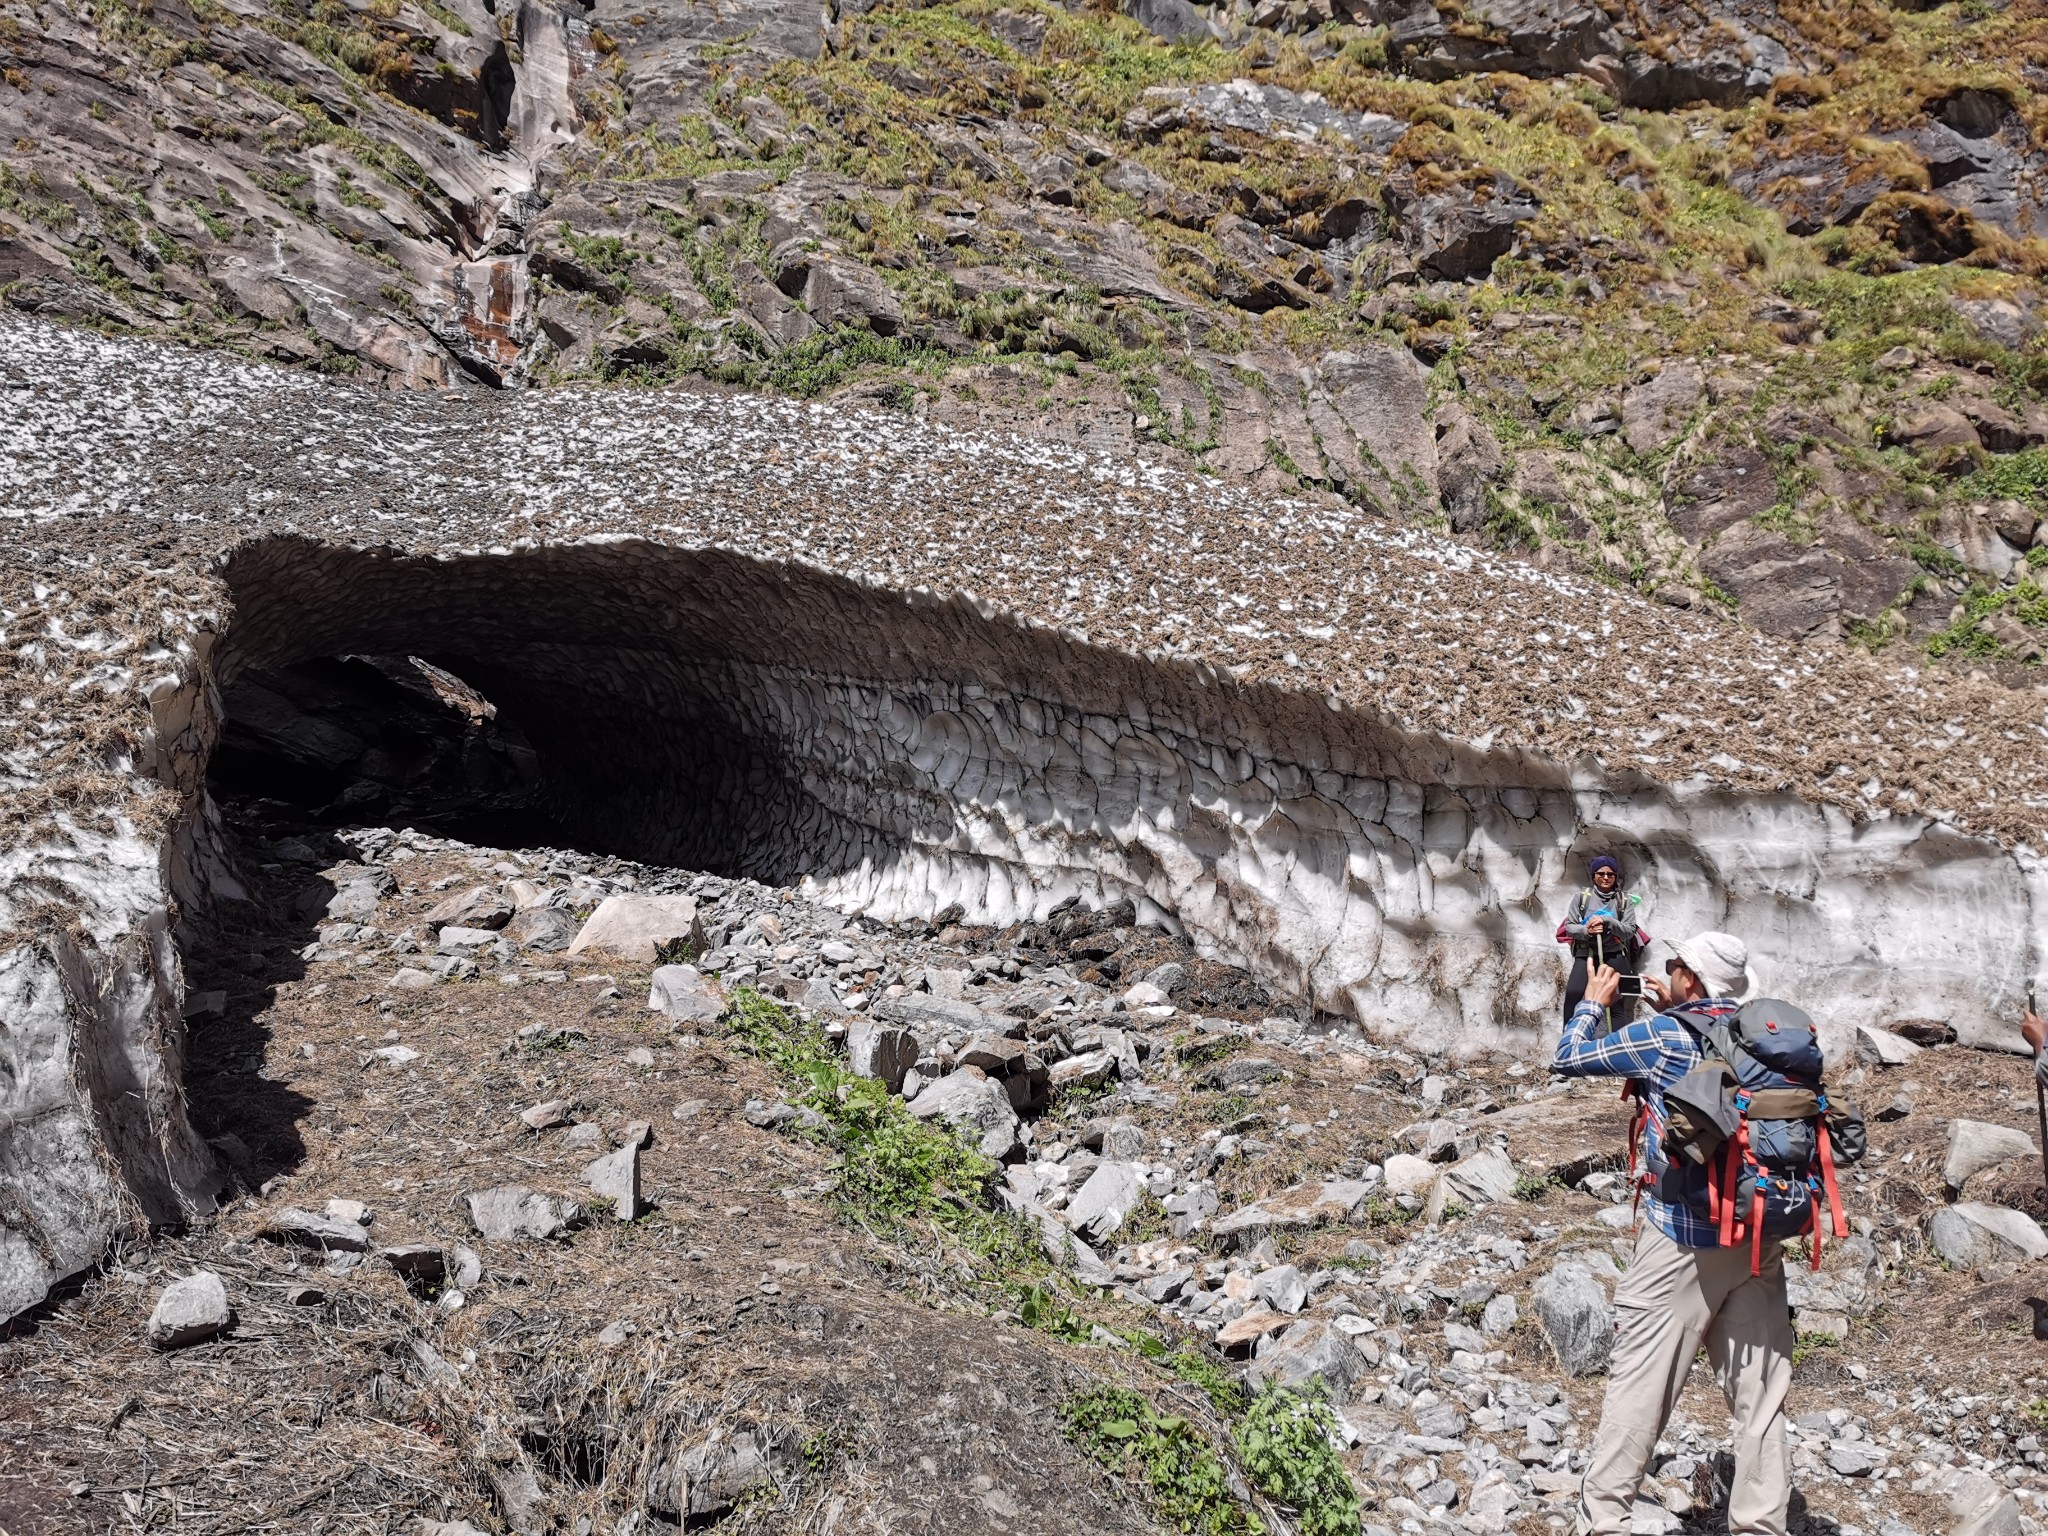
[213,536,2043,1061]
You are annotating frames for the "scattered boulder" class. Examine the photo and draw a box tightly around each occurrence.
[584,1145,641,1220]
[1209,1178,1373,1242]
[1382,1153,1438,1197]
[1246,1318,1366,1399]
[567,893,701,962]
[1049,1048,1119,1092]
[146,1271,231,1348]
[505,907,578,952]
[1124,0,1209,42]
[260,1208,374,1252]
[1943,1120,2039,1194]
[382,1245,447,1288]
[1854,1024,1923,1067]
[1531,1260,1613,1376]
[1621,361,1703,457]
[846,1019,920,1093]
[1481,1293,1519,1337]
[1216,1306,1290,1350]
[646,1425,799,1525]
[1064,1160,1146,1244]
[1202,1055,1285,1091]
[1429,1147,1519,1217]
[465,1185,587,1241]
[519,1099,572,1130]
[875,994,998,1033]
[1253,1264,1308,1314]
[1926,1203,2048,1269]
[648,964,726,1025]
[905,1068,1021,1160]
[425,885,512,931]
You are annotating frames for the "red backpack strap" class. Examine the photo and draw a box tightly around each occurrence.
[1749,1186,1766,1277]
[1718,1121,1748,1249]
[1816,1117,1848,1241]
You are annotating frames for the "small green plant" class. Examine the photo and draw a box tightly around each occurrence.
[1360,1196,1417,1227]
[653,934,700,966]
[1234,1387,1360,1536]
[1165,1346,1247,1417]
[1063,1384,1259,1536]
[1020,1283,1092,1342]
[2024,1397,2048,1429]
[1511,1172,1553,1202]
[723,990,1035,1265]
[1791,1330,1840,1368]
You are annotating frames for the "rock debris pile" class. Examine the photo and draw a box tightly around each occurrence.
[64,814,2044,1534]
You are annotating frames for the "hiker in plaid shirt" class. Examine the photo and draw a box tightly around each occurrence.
[1553,932,1795,1536]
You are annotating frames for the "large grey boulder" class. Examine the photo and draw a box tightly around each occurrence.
[146,1270,231,1348]
[466,1185,587,1241]
[1926,1203,2048,1269]
[0,933,226,1326]
[1064,1160,1146,1245]
[846,1019,920,1094]
[1943,1120,2038,1193]
[567,893,700,963]
[648,964,726,1025]
[905,1068,1020,1161]
[1246,1318,1366,1399]
[1532,1260,1613,1376]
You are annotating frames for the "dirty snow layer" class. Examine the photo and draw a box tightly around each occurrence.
[3,317,2048,844]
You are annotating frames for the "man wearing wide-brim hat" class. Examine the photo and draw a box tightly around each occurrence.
[1554,930,1793,1536]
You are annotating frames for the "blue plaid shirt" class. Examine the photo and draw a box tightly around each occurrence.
[1553,998,1722,1248]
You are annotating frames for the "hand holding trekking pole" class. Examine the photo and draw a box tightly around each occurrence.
[1584,962,1623,1009]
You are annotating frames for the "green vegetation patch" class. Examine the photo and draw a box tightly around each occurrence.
[722,989,1033,1263]
[1063,1383,1259,1536]
[1235,1388,1361,1536]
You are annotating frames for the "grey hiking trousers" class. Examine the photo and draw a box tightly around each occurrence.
[1576,1222,1795,1536]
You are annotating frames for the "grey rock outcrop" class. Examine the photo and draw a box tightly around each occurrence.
[648,965,727,1025]
[466,1186,588,1242]
[1943,1120,2039,1194]
[146,1270,232,1348]
[1926,1204,2048,1269]
[1532,1260,1613,1376]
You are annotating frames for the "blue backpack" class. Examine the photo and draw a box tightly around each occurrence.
[1631,998,1865,1273]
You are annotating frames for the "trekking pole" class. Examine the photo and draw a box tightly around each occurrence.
[2033,987,2047,1196]
[1595,929,1612,1036]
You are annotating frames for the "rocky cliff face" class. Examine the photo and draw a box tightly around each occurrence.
[9,0,2048,665]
